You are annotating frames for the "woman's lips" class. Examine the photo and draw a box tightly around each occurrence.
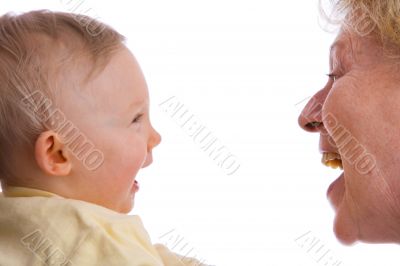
[327,175,339,196]
[327,172,345,210]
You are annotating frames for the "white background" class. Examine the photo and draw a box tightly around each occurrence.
[1,1,398,265]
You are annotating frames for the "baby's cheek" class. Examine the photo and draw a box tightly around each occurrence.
[119,139,147,174]
[90,130,146,185]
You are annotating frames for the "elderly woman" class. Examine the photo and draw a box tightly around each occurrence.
[298,0,400,245]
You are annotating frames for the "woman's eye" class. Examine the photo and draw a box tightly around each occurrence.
[132,114,143,124]
[327,73,338,82]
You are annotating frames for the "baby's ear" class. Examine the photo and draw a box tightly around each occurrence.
[34,131,71,176]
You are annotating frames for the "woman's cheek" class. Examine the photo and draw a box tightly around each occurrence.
[321,90,343,141]
[322,79,359,135]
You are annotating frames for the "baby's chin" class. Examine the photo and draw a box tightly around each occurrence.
[117,199,135,214]
[112,188,138,213]
[97,196,135,214]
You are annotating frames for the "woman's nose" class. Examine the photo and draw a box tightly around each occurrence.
[298,89,327,133]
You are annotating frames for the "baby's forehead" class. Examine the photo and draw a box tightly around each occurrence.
[61,49,149,117]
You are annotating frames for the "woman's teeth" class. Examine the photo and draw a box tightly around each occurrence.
[322,152,343,169]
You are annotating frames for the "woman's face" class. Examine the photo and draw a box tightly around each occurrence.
[298,29,400,244]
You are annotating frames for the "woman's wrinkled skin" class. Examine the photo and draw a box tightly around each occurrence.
[298,29,400,245]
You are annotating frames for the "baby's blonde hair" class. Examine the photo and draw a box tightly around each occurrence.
[0,10,125,181]
[321,0,400,50]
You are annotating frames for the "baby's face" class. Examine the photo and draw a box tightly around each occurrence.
[60,47,161,213]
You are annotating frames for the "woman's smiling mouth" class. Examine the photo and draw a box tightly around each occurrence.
[322,152,343,169]
[322,152,345,207]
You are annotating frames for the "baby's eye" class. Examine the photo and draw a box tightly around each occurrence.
[132,114,143,124]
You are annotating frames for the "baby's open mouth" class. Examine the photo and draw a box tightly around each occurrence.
[322,152,343,170]
[132,180,140,192]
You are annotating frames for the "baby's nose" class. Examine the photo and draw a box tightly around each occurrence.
[149,127,161,149]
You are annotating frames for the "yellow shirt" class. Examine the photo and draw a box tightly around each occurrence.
[0,187,206,266]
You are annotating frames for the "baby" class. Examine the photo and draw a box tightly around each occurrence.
[0,10,207,266]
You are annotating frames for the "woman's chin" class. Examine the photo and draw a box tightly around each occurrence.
[333,203,359,245]
[327,174,357,245]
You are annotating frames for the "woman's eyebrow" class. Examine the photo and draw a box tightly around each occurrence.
[329,39,348,60]
[329,40,347,69]
[330,39,345,54]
